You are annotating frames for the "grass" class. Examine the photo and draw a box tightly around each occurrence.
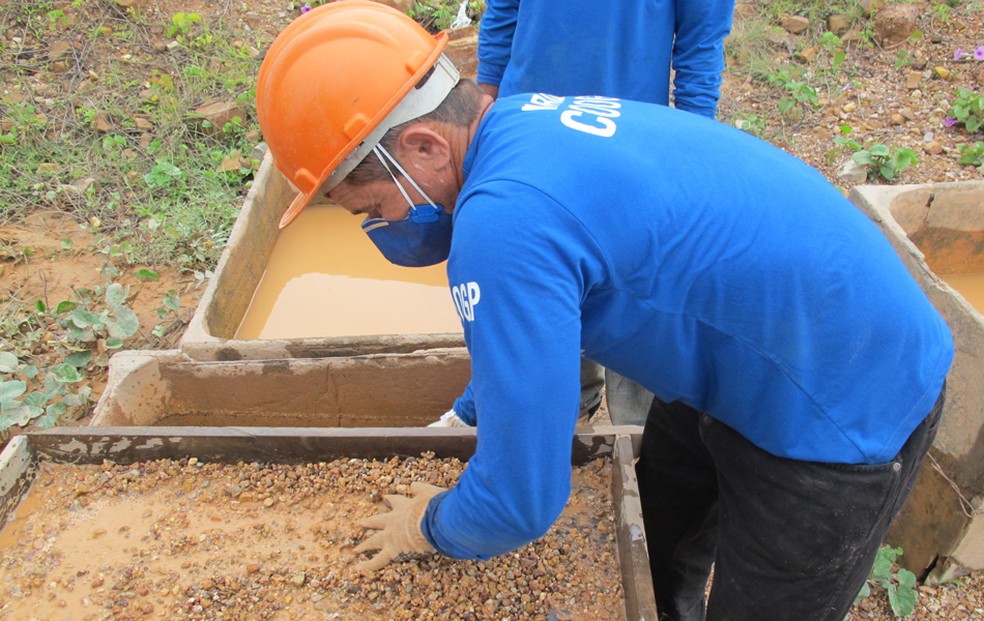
[0,0,260,271]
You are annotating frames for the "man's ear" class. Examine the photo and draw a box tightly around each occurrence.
[397,125,451,166]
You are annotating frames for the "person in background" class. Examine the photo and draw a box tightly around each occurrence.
[454,0,738,427]
[255,3,953,619]
[477,0,736,117]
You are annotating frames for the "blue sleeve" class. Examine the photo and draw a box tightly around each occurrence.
[476,0,519,87]
[421,182,589,559]
[672,0,735,117]
[451,382,477,425]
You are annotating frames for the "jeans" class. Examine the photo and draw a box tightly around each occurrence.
[635,384,946,621]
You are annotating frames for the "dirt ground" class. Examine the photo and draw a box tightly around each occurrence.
[2,0,984,618]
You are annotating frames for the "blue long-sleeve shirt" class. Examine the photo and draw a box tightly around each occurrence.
[476,0,735,117]
[427,94,953,561]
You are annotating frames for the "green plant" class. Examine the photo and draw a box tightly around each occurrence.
[408,0,484,33]
[0,350,90,432]
[819,32,847,75]
[834,126,917,181]
[894,50,914,70]
[853,545,918,617]
[733,113,767,137]
[930,2,952,23]
[957,142,984,167]
[168,11,202,39]
[152,289,183,339]
[49,283,140,367]
[768,70,820,118]
[948,89,984,133]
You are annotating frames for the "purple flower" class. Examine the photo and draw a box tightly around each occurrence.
[301,5,312,12]
[945,116,958,128]
[954,48,966,60]
[975,46,984,61]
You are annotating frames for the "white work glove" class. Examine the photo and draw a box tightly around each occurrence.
[353,482,445,573]
[426,409,469,427]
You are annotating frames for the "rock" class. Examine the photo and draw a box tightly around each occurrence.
[780,15,810,34]
[838,159,868,185]
[796,46,819,63]
[924,140,943,155]
[890,113,905,125]
[91,113,113,132]
[36,162,62,175]
[906,70,923,89]
[48,40,73,62]
[827,14,851,36]
[192,101,248,134]
[872,3,923,50]
[841,27,865,48]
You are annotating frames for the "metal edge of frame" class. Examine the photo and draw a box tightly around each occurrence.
[613,433,659,620]
[26,426,627,465]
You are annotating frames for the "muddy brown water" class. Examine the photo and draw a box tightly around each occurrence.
[235,205,462,339]
[938,271,984,315]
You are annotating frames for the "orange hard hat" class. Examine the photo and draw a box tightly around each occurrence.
[256,0,459,228]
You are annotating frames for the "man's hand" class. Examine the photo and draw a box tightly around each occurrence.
[353,482,446,573]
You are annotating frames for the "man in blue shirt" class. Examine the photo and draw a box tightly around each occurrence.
[256,4,953,619]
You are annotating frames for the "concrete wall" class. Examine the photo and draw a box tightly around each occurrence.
[849,181,984,577]
[91,349,472,428]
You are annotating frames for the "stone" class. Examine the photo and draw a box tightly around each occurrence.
[780,15,810,34]
[906,70,923,90]
[48,40,72,62]
[796,46,819,63]
[827,14,851,36]
[872,3,923,50]
[193,100,248,134]
[838,159,868,185]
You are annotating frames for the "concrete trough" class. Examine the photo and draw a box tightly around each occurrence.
[849,181,984,578]
[179,152,465,362]
[90,348,471,428]
[0,427,657,620]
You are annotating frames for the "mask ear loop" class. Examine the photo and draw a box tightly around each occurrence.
[373,144,439,210]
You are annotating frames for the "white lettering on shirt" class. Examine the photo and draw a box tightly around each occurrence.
[520,93,566,111]
[452,281,481,322]
[521,94,620,138]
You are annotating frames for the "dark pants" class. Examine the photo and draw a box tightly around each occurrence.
[635,384,945,621]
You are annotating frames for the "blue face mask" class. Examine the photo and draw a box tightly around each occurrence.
[360,145,453,268]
